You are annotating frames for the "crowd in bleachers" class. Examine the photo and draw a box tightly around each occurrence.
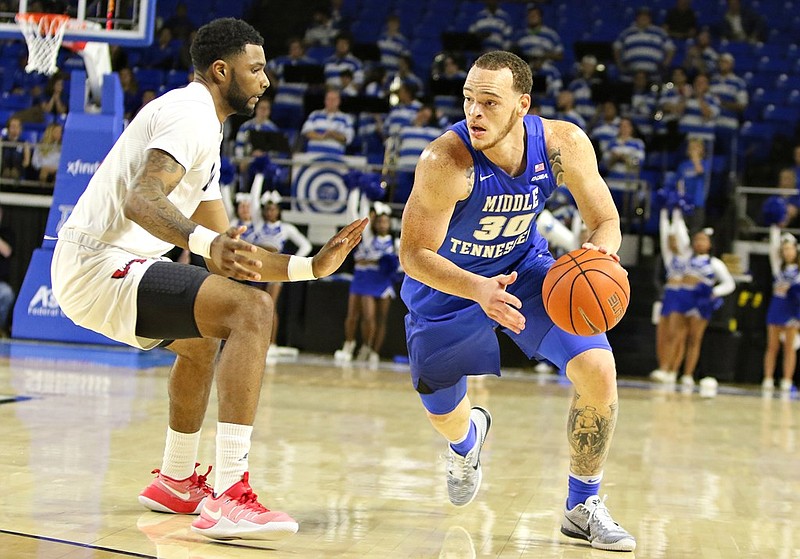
[1,0,800,230]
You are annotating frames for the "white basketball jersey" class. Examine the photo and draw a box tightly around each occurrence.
[60,82,223,258]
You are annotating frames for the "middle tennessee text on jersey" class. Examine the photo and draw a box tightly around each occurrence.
[401,114,560,316]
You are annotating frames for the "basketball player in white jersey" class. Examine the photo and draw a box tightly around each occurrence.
[51,18,367,542]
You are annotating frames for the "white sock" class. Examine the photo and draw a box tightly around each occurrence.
[342,340,356,353]
[215,422,253,496]
[160,427,201,480]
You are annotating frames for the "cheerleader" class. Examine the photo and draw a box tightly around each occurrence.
[335,202,399,365]
[230,192,257,238]
[650,207,693,383]
[762,225,800,392]
[667,226,735,386]
[246,190,312,345]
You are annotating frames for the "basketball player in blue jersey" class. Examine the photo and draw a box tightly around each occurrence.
[400,51,635,552]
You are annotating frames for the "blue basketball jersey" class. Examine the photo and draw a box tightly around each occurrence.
[401,115,559,317]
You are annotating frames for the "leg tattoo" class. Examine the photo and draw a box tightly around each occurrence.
[568,393,618,475]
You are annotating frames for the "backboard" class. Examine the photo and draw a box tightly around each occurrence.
[0,0,156,47]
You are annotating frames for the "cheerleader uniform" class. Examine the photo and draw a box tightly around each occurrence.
[682,253,736,320]
[351,234,398,299]
[766,226,800,327]
[245,220,312,257]
[659,208,693,316]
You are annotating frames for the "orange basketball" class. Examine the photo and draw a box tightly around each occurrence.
[542,248,630,336]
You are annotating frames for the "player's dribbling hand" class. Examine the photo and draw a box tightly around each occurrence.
[210,226,263,281]
[477,271,526,334]
[582,242,622,264]
[311,218,369,278]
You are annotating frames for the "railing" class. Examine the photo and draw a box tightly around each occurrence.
[734,185,800,237]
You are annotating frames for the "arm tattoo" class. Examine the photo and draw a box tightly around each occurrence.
[567,394,618,475]
[465,166,474,197]
[548,148,565,187]
[126,150,195,247]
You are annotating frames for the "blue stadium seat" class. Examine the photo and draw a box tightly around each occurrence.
[0,92,31,111]
[751,87,786,106]
[762,104,800,123]
[758,56,790,74]
[133,68,165,91]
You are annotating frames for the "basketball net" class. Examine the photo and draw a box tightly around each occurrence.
[17,12,111,106]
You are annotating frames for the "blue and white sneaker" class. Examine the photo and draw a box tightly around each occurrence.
[445,407,491,507]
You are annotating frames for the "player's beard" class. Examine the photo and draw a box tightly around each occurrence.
[227,69,255,116]
[472,108,518,152]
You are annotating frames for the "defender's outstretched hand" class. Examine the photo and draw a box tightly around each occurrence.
[311,218,369,278]
[210,226,263,281]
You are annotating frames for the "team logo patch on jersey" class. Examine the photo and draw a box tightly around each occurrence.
[112,259,147,279]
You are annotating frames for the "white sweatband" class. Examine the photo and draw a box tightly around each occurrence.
[187,225,218,259]
[287,255,316,281]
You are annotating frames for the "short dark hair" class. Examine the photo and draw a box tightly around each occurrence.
[472,51,533,95]
[190,18,264,73]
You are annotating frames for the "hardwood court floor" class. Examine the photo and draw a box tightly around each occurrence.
[0,349,798,559]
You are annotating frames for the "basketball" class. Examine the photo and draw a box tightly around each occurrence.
[542,248,630,336]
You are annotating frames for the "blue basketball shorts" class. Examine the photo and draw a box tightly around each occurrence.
[405,252,612,399]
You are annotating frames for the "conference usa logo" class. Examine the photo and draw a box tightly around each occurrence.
[292,154,349,214]
[27,286,64,318]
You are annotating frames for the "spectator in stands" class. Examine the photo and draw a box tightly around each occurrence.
[614,7,675,80]
[627,70,658,139]
[665,138,709,230]
[393,104,442,203]
[383,55,425,98]
[1,117,31,181]
[469,0,513,52]
[301,87,354,155]
[682,27,719,76]
[529,54,563,98]
[555,90,586,130]
[567,55,602,124]
[514,6,563,62]
[304,7,339,47]
[334,202,398,366]
[31,122,62,184]
[710,53,748,151]
[603,117,646,193]
[234,97,281,164]
[384,84,422,140]
[133,89,158,117]
[663,0,698,39]
[324,33,364,88]
[163,2,195,42]
[668,226,735,386]
[118,67,142,120]
[678,73,720,143]
[720,0,766,43]
[339,69,359,97]
[246,191,312,348]
[363,65,388,98]
[266,37,317,130]
[762,224,800,392]
[378,14,410,75]
[328,0,351,31]
[143,26,179,71]
[656,67,692,142]
[42,72,68,118]
[591,101,621,157]
[0,206,14,336]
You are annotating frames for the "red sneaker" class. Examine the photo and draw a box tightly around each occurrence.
[191,472,298,541]
[138,464,213,514]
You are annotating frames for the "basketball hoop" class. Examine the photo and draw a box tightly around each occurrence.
[17,12,84,75]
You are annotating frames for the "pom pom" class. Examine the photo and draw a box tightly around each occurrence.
[219,156,236,185]
[761,195,788,226]
[248,153,272,175]
[360,172,385,201]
